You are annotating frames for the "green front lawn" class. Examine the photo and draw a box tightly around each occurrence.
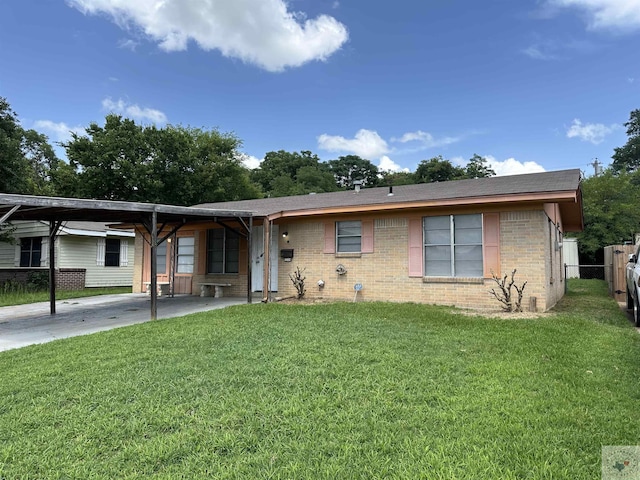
[0,286,132,307]
[0,280,638,479]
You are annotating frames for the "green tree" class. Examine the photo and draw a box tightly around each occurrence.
[414,156,466,183]
[186,127,261,203]
[64,116,260,205]
[326,155,380,189]
[65,115,152,202]
[380,171,417,186]
[295,165,338,194]
[0,97,61,241]
[573,169,640,263]
[251,150,337,197]
[465,154,496,179]
[611,109,640,173]
[0,97,30,194]
[21,129,63,195]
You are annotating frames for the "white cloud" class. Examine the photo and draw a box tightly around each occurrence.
[238,153,262,169]
[485,156,546,176]
[102,97,167,124]
[378,155,409,173]
[566,118,617,144]
[67,0,348,72]
[118,38,139,51]
[317,129,390,159]
[522,44,559,60]
[33,120,85,143]
[392,130,460,148]
[546,0,640,31]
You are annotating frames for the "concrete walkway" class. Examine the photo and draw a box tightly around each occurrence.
[0,294,247,352]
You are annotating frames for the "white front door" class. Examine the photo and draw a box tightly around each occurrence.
[251,225,279,292]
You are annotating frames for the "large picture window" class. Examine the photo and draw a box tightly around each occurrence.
[336,221,361,253]
[424,214,483,277]
[20,237,42,267]
[207,229,239,274]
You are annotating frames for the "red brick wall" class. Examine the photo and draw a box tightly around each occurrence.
[0,268,86,290]
[56,268,86,290]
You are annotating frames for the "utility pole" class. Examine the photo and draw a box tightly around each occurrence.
[589,158,603,176]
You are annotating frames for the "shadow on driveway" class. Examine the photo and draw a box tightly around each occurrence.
[0,294,247,352]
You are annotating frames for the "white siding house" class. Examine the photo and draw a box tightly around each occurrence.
[0,221,134,288]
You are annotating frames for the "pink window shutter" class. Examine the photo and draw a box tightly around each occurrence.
[408,218,423,277]
[324,222,335,254]
[483,213,500,278]
[361,220,374,253]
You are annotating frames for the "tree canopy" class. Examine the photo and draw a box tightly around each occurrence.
[465,154,496,179]
[63,115,260,205]
[0,97,60,196]
[611,109,640,173]
[414,156,466,183]
[573,169,640,263]
[326,155,380,189]
[251,150,338,197]
[0,97,61,242]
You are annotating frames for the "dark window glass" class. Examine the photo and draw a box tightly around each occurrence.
[20,237,42,267]
[105,238,120,267]
[207,229,239,274]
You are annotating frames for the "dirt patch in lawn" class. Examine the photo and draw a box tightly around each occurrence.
[274,296,552,318]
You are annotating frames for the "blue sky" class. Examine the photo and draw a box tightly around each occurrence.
[1,0,639,176]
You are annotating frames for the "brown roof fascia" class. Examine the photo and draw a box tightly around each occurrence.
[265,190,580,221]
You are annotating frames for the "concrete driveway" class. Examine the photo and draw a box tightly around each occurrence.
[0,294,247,352]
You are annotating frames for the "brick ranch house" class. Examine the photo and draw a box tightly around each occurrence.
[132,169,583,311]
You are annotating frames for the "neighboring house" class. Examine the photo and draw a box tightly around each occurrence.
[132,169,583,311]
[0,221,135,289]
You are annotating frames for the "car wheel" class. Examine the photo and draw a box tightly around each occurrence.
[634,294,640,327]
[627,288,634,310]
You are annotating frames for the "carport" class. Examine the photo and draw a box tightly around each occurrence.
[0,193,253,320]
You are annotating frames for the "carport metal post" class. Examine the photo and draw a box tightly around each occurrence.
[247,216,253,304]
[150,210,158,320]
[48,220,63,315]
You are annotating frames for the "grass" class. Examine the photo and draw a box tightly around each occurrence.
[0,279,638,479]
[0,286,132,307]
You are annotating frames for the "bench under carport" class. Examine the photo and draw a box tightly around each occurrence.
[198,282,232,298]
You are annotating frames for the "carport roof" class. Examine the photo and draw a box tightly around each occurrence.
[0,193,253,224]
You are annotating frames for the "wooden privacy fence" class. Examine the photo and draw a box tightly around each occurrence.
[604,244,636,302]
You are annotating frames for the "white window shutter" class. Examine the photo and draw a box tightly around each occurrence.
[41,237,49,267]
[120,240,128,267]
[14,243,20,267]
[96,238,105,266]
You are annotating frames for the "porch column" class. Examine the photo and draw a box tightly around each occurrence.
[262,220,271,303]
[247,216,253,304]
